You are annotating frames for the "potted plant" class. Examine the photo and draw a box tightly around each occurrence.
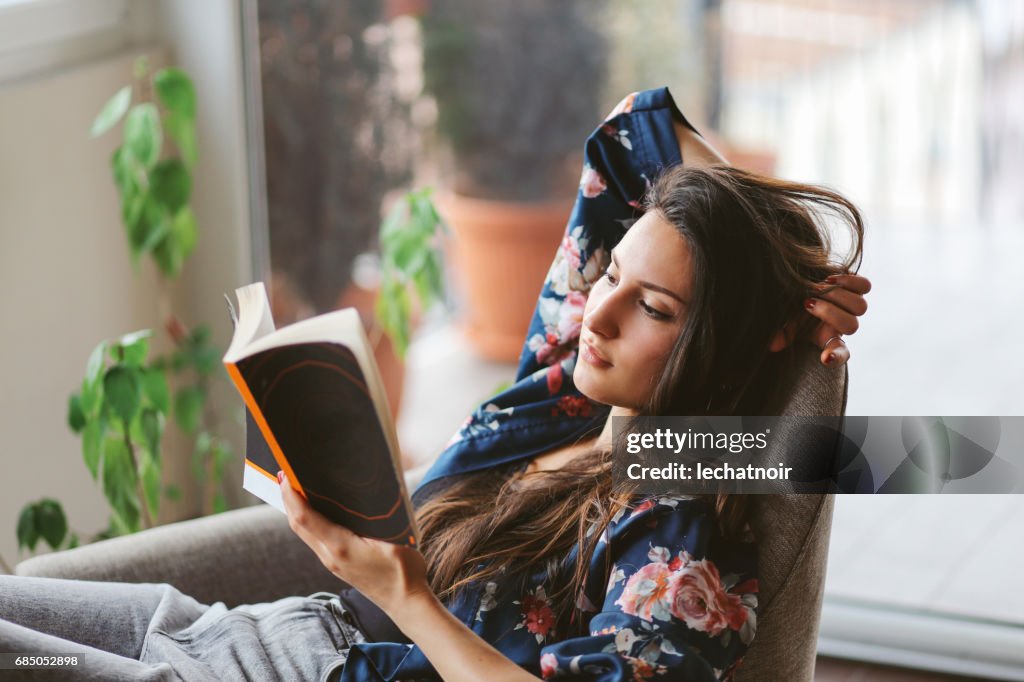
[337,189,447,429]
[11,59,235,569]
[421,0,609,361]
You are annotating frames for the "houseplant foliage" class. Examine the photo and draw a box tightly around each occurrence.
[375,188,448,359]
[13,59,233,562]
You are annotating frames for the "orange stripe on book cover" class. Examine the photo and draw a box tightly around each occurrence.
[225,361,305,499]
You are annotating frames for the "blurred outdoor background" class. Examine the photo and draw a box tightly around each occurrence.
[1,0,1022,678]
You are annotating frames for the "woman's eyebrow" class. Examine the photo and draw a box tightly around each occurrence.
[610,250,688,304]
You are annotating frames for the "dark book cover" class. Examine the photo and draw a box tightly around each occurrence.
[231,341,416,546]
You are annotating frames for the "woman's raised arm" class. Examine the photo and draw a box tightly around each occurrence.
[673,119,728,168]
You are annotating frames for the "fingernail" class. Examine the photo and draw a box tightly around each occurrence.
[277,471,284,484]
[805,298,816,310]
[825,275,838,284]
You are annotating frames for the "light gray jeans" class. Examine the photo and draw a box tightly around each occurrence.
[0,575,363,681]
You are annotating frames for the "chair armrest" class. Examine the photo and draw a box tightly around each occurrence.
[14,505,342,607]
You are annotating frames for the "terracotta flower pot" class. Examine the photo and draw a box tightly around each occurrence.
[439,193,571,362]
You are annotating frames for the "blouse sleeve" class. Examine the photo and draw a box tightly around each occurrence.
[537,498,759,682]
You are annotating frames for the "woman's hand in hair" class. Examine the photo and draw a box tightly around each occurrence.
[769,274,873,366]
[278,472,431,616]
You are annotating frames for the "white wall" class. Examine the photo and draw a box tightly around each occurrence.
[0,0,253,568]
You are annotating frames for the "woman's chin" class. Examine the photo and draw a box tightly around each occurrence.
[572,368,612,405]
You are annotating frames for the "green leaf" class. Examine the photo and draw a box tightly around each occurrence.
[174,386,204,433]
[165,111,197,169]
[103,366,142,424]
[151,228,181,278]
[67,533,80,550]
[111,147,140,197]
[140,368,170,413]
[91,85,132,138]
[172,206,198,259]
[101,437,140,532]
[123,103,162,169]
[154,68,197,120]
[133,198,171,260]
[35,499,67,550]
[121,192,147,241]
[80,376,101,417]
[424,252,445,303]
[138,407,163,458]
[16,504,38,551]
[149,159,191,213]
[118,329,152,367]
[139,449,161,522]
[380,196,409,242]
[376,278,411,358]
[85,340,107,387]
[82,418,104,479]
[68,393,86,433]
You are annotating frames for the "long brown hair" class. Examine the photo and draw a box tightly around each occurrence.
[417,165,864,637]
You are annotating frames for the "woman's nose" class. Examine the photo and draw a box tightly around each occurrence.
[582,288,619,339]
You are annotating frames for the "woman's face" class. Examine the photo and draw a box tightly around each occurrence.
[573,210,694,410]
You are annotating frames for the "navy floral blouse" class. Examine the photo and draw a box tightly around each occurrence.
[337,88,760,682]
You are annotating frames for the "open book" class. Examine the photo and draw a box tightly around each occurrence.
[223,282,419,547]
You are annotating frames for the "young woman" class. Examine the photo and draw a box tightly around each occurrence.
[0,88,869,681]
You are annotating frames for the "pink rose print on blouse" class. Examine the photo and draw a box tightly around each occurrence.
[614,562,673,622]
[580,164,607,198]
[540,652,559,679]
[666,559,746,637]
[528,291,588,366]
[514,586,556,644]
[625,656,668,680]
[546,225,610,297]
[546,364,563,395]
[551,395,594,418]
[614,546,759,645]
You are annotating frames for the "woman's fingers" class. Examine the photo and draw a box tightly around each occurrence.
[279,475,333,561]
[826,273,872,295]
[813,283,868,317]
[814,325,850,365]
[804,273,871,365]
[279,473,360,571]
[805,296,859,335]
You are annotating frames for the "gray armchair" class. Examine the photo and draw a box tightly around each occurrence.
[16,346,846,682]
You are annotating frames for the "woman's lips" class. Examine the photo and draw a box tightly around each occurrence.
[581,339,613,368]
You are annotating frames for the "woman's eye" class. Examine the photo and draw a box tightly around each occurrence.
[640,301,670,320]
[602,270,617,285]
